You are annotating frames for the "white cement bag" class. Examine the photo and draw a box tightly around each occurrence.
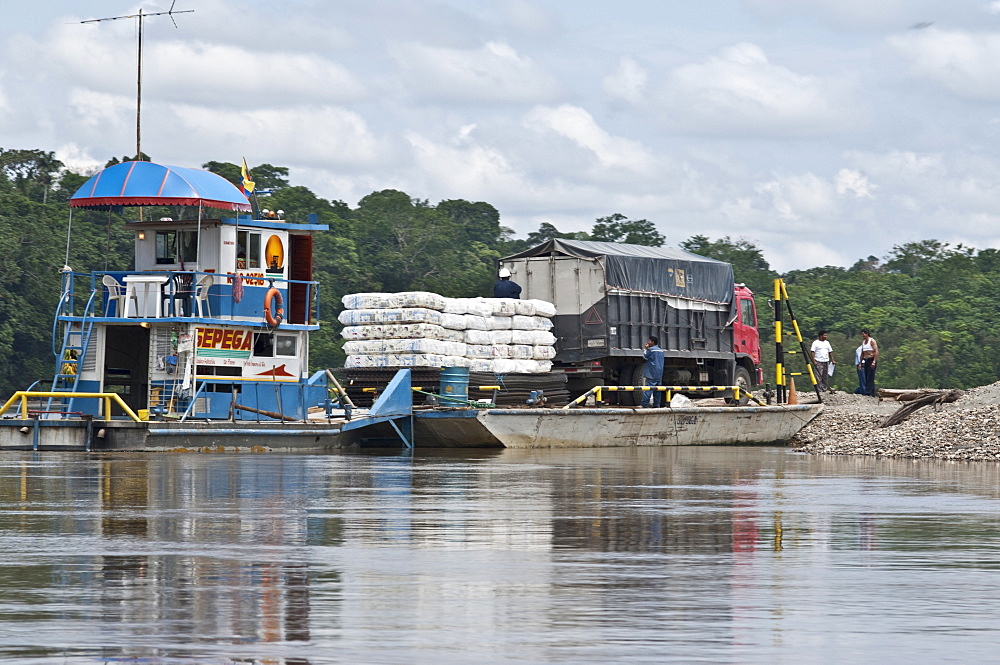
[513,300,536,316]
[509,330,535,345]
[509,345,534,360]
[468,359,494,372]
[338,307,442,326]
[527,299,557,317]
[511,315,553,331]
[490,299,518,317]
[488,316,513,330]
[466,344,493,359]
[531,331,557,345]
[492,359,518,374]
[440,313,467,330]
[489,330,513,345]
[464,329,492,345]
[343,339,447,355]
[441,329,466,343]
[396,291,446,311]
[533,345,556,360]
[341,293,392,310]
[442,355,471,368]
[444,342,468,357]
[345,353,448,368]
[464,315,490,330]
[490,345,511,359]
[341,323,447,341]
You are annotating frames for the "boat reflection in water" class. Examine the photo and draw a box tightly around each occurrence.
[2,448,1000,664]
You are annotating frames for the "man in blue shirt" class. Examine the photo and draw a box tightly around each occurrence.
[493,267,522,299]
[641,336,665,408]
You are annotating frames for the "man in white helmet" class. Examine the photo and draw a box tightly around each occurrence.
[494,267,522,298]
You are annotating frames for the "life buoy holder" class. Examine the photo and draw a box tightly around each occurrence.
[264,287,284,327]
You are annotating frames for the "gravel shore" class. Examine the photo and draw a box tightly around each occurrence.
[789,383,1000,461]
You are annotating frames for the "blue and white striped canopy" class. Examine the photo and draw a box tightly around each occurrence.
[70,161,252,211]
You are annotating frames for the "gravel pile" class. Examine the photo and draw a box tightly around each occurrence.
[790,383,1000,461]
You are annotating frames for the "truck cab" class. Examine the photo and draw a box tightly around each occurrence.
[501,239,762,403]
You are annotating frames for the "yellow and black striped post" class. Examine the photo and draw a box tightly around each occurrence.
[772,279,822,404]
[773,278,785,404]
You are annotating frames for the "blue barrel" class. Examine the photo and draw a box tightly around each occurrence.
[439,367,470,403]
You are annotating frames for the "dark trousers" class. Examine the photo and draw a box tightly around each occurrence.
[642,381,664,407]
[861,358,876,396]
[854,366,867,395]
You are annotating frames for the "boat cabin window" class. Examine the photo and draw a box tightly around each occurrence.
[252,333,297,358]
[275,335,297,357]
[237,230,261,270]
[156,230,198,265]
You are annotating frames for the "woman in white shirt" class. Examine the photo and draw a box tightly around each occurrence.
[859,329,879,397]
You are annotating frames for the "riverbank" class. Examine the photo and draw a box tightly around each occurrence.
[790,382,1000,461]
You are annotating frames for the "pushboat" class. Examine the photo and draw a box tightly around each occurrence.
[0,161,354,451]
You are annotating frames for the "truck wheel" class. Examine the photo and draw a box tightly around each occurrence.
[727,367,753,405]
[620,363,647,407]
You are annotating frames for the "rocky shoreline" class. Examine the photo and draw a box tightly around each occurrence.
[788,382,1000,461]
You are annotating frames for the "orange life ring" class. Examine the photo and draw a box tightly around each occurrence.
[264,287,284,327]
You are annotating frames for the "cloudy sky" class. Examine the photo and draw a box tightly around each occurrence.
[4,0,1000,271]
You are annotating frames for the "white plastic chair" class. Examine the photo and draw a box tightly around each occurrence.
[194,274,213,317]
[103,275,137,317]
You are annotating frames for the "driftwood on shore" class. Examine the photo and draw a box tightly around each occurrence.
[878,389,965,427]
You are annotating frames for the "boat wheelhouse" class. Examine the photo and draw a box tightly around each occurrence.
[46,161,330,423]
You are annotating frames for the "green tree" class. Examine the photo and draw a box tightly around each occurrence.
[590,213,664,246]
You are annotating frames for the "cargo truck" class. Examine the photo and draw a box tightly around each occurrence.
[501,239,762,404]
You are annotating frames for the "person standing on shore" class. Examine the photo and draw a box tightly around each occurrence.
[854,343,867,395]
[860,329,879,397]
[810,331,835,393]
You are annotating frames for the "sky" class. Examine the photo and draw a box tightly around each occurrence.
[4,0,1000,271]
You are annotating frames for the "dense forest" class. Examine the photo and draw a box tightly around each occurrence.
[2,147,998,397]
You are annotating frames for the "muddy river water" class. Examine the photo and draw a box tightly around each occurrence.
[1,447,999,664]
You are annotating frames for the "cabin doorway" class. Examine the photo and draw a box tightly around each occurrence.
[103,325,150,413]
[289,234,313,324]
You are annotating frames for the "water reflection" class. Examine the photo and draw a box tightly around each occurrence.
[1,447,999,663]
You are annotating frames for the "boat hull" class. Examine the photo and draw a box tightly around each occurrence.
[0,419,355,452]
[413,404,822,448]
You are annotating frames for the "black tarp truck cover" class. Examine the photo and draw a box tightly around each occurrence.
[502,238,735,304]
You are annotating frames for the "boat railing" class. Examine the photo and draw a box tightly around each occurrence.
[0,390,142,421]
[179,381,209,422]
[564,385,764,409]
[57,269,320,325]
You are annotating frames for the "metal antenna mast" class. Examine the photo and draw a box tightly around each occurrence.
[80,1,193,160]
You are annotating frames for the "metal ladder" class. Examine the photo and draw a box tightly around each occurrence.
[45,287,99,418]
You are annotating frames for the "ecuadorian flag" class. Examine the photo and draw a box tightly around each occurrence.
[240,158,255,197]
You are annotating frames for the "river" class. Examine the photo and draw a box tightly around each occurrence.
[1,447,999,664]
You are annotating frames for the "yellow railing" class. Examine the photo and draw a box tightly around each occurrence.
[0,391,142,422]
[563,385,763,409]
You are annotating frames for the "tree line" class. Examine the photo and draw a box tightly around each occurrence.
[1,147,997,396]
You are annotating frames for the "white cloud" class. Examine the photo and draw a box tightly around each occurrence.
[170,105,384,168]
[67,88,132,131]
[148,42,367,105]
[525,105,655,172]
[406,131,531,201]
[603,56,647,105]
[391,41,561,103]
[836,169,875,198]
[744,0,943,29]
[889,28,1000,101]
[657,43,856,136]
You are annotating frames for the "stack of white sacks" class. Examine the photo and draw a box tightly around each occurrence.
[339,291,557,374]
